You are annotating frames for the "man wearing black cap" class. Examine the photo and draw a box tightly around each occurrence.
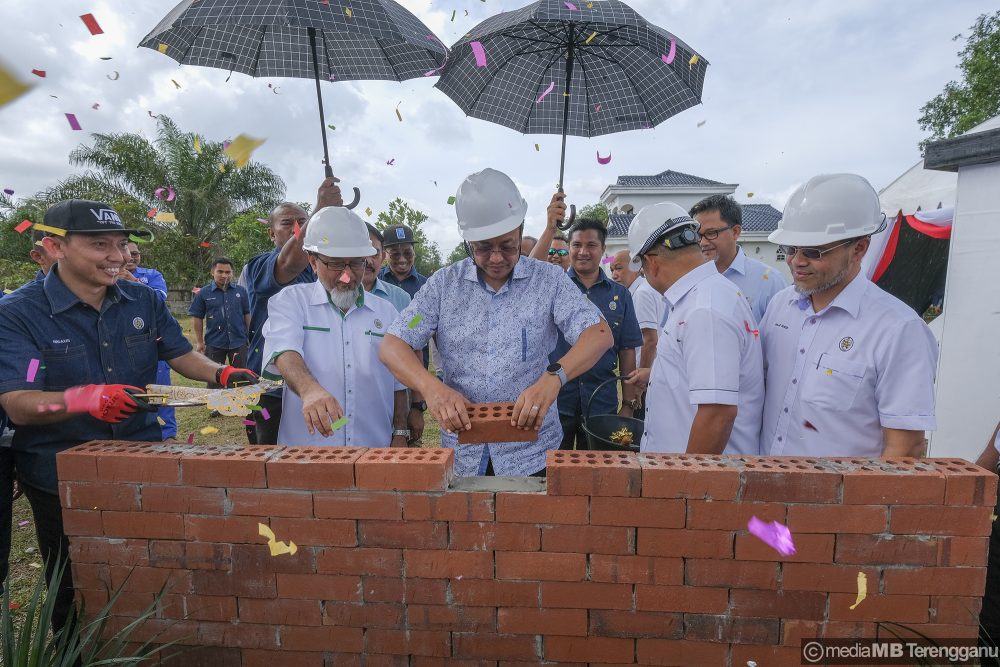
[378,224,427,299]
[0,200,258,631]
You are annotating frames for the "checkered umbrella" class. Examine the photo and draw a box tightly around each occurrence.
[435,0,708,227]
[140,0,447,208]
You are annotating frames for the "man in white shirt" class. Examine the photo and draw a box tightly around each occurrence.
[624,203,764,455]
[759,173,937,458]
[610,249,665,372]
[261,206,408,448]
[690,194,787,323]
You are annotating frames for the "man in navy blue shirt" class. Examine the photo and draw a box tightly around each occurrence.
[0,199,257,631]
[549,217,643,450]
[189,257,251,381]
[378,224,428,298]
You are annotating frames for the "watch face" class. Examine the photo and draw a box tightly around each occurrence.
[546,363,562,373]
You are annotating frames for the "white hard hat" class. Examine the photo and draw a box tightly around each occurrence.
[455,168,528,242]
[769,173,883,246]
[626,202,697,270]
[302,206,376,257]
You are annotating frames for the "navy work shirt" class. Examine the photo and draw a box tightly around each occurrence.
[549,268,642,418]
[0,267,192,493]
[378,265,427,299]
[245,249,315,374]
[188,281,250,349]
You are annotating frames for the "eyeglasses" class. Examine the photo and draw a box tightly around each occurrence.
[129,252,141,259]
[471,241,520,258]
[388,249,414,259]
[778,239,854,261]
[697,226,734,241]
[312,257,368,273]
[548,248,569,257]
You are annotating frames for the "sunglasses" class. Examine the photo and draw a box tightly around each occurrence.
[778,239,854,261]
[548,248,569,257]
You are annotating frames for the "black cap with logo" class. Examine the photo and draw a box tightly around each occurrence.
[382,224,419,247]
[43,200,152,239]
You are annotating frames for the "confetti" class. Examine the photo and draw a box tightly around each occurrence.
[747,192,754,198]
[193,137,202,154]
[171,79,181,89]
[31,69,46,78]
[258,523,298,556]
[157,43,168,54]
[470,41,487,68]
[585,31,598,44]
[186,433,195,444]
[804,420,818,432]
[17,520,29,527]
[223,134,266,168]
[294,221,301,240]
[662,39,676,64]
[3,188,13,196]
[395,107,403,122]
[747,516,796,556]
[154,186,176,201]
[26,358,40,382]
[331,416,348,431]
[536,81,555,103]
[148,110,158,119]
[200,426,219,435]
[697,120,706,127]
[689,54,700,67]
[596,151,612,165]
[534,143,540,152]
[0,62,32,109]
[243,419,255,426]
[744,320,759,337]
[345,8,353,18]
[408,314,423,329]
[154,211,177,223]
[32,223,67,236]
[129,234,147,244]
[450,9,456,21]
[364,207,373,217]
[564,1,578,9]
[849,572,867,610]
[327,123,336,130]
[14,220,32,233]
[386,158,395,166]
[594,103,602,112]
[157,416,166,426]
[199,242,211,248]
[447,196,456,205]
[825,369,833,376]
[79,13,104,36]
[147,208,157,218]
[601,256,613,264]
[106,71,119,81]
[65,113,82,131]
[261,407,271,420]
[92,103,100,110]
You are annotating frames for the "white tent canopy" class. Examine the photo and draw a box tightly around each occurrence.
[878,161,956,216]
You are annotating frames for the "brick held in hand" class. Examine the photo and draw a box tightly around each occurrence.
[457,402,539,444]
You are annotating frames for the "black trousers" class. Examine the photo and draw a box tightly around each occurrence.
[22,483,75,632]
[980,483,1000,662]
[203,344,248,389]
[0,447,13,593]
[253,391,283,445]
[559,412,586,451]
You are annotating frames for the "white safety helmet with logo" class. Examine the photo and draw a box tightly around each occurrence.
[769,173,884,247]
[626,202,699,271]
[302,206,376,257]
[454,168,529,242]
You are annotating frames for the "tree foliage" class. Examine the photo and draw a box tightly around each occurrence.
[446,241,469,265]
[374,198,444,276]
[578,201,610,225]
[918,10,1000,151]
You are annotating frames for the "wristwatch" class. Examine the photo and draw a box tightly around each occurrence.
[625,398,642,410]
[546,362,568,387]
[410,401,427,412]
[392,429,411,438]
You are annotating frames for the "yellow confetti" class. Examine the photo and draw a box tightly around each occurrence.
[395,108,402,122]
[157,416,166,426]
[31,223,67,236]
[345,8,353,18]
[223,134,266,168]
[747,192,754,198]
[992,514,998,522]
[689,54,700,67]
[154,211,177,223]
[258,523,298,557]
[193,136,202,154]
[218,163,226,173]
[534,144,540,151]
[364,207,373,217]
[199,426,218,435]
[171,79,181,89]
[825,369,833,376]
[0,61,32,109]
[585,31,598,44]
[158,43,168,54]
[848,571,867,610]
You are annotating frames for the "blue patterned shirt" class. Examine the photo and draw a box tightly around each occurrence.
[387,257,603,476]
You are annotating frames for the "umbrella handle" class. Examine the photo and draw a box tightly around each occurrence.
[557,203,576,230]
[344,187,361,210]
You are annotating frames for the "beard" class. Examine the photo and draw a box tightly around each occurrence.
[794,262,851,297]
[328,284,361,311]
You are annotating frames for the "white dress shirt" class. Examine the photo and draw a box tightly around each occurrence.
[759,273,938,457]
[630,276,667,367]
[721,246,788,323]
[261,281,404,448]
[641,261,765,455]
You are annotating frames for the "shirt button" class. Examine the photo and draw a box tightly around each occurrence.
[783,407,789,413]
[810,318,816,324]
[107,367,112,372]
[777,436,783,442]
[103,342,109,347]
[799,348,805,354]
[792,379,798,384]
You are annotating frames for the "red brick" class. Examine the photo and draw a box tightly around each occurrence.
[639,454,739,500]
[403,492,494,521]
[243,651,327,667]
[495,493,588,524]
[786,503,887,533]
[61,510,103,536]
[495,551,586,581]
[359,520,448,548]
[450,580,539,607]
[684,614,780,644]
[498,608,585,636]
[276,573,361,601]
[457,402,532,444]
[56,446,100,482]
[828,593,929,622]
[314,490,402,520]
[95,443,182,485]
[103,511,185,540]
[150,540,231,570]
[926,458,999,506]
[71,563,111,591]
[730,644,803,667]
[109,565,192,594]
[740,461,842,503]
[930,596,982,625]
[904,623,980,640]
[316,547,402,577]
[590,610,683,639]
[452,633,538,661]
[638,528,733,559]
[404,549,493,579]
[883,566,987,596]
[542,581,633,609]
[780,619,875,645]
[735,532,833,563]
[355,448,454,491]
[591,555,682,585]
[449,522,540,551]
[365,628,450,657]
[228,489,313,517]
[938,536,989,566]
[68,537,148,566]
[403,578,449,605]
[783,563,879,593]
[184,515,264,543]
[278,625,364,653]
[635,585,727,614]
[541,525,633,555]
[231,543,315,575]
[141,485,226,514]
[842,469,945,504]
[361,576,404,602]
[407,605,496,632]
[59,481,139,511]
[182,446,279,488]
[323,602,404,628]
[269,517,356,547]
[412,660,493,667]
[730,589,826,620]
[266,446,365,490]
[685,558,778,589]
[157,645,242,667]
[891,505,994,536]
[230,597,307,625]
[686,499,785,530]
[547,450,640,497]
[192,570,276,598]
[590,497,685,528]
[637,639,728,666]
[545,636,634,663]
[835,533,938,566]
[172,594,238,622]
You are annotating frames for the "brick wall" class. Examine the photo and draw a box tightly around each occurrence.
[57,442,996,666]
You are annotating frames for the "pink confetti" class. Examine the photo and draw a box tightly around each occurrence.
[26,359,40,382]
[187,433,195,444]
[747,516,796,556]
[564,1,578,9]
[423,34,448,77]
[261,408,271,421]
[662,39,676,64]
[14,220,32,233]
[31,69,46,78]
[18,520,30,527]
[154,186,176,201]
[596,151,612,165]
[744,320,759,337]
[594,103,602,112]
[536,81,555,103]
[243,419,255,426]
[65,113,82,131]
[601,256,613,264]
[80,13,104,36]
[470,41,487,68]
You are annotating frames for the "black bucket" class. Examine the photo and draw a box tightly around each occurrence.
[580,376,643,452]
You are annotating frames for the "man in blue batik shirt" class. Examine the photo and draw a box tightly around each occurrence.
[380,168,613,477]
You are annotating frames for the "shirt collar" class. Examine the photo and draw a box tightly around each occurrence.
[43,265,133,315]
[208,281,226,292]
[628,275,645,295]
[567,267,611,289]
[309,279,368,312]
[724,246,748,276]
[371,278,390,298]
[789,270,868,318]
[663,261,718,308]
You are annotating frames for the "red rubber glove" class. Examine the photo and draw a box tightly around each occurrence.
[63,384,155,423]
[216,366,259,389]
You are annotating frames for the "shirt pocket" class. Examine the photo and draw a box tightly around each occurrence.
[125,327,159,377]
[802,352,867,411]
[40,345,90,390]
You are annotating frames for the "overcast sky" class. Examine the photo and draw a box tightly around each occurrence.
[0,0,993,253]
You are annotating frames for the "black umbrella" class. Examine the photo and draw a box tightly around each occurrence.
[140,0,447,209]
[435,0,708,227]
